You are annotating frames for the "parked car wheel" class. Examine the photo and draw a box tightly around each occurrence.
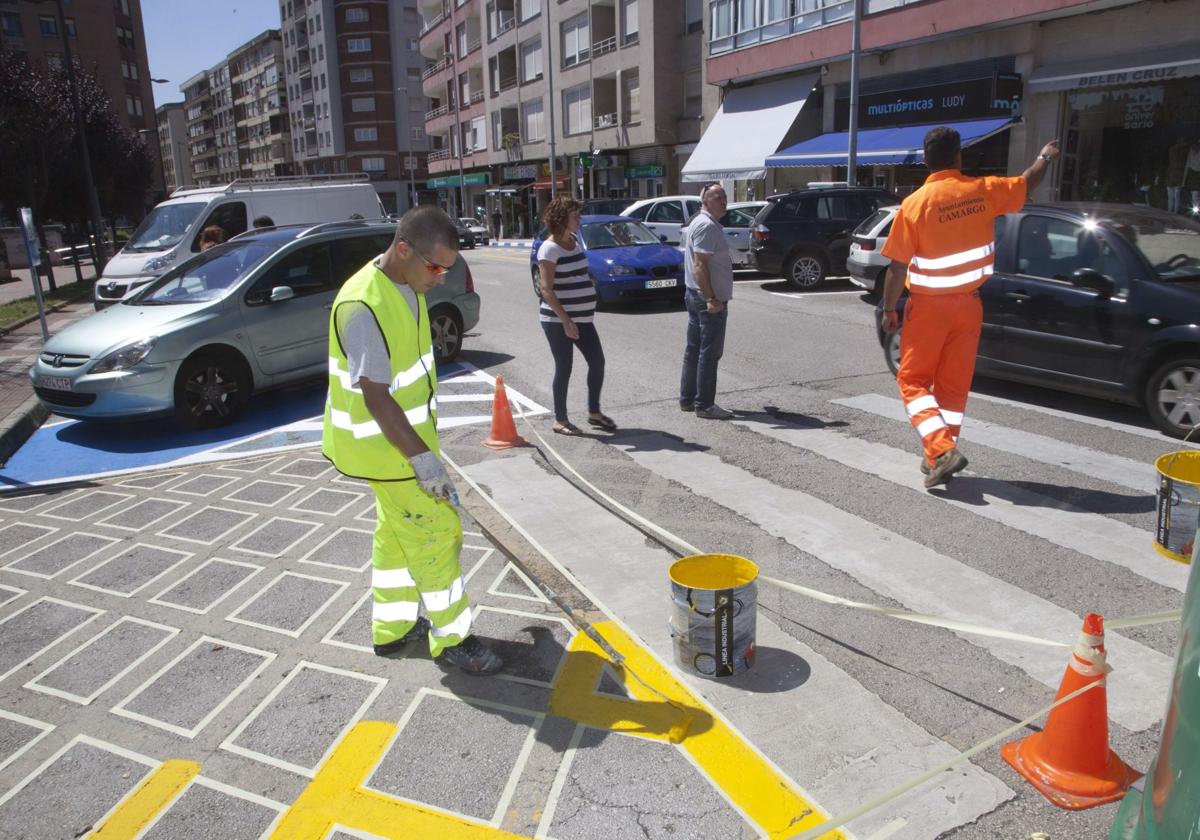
[430,306,464,363]
[873,268,887,298]
[785,251,827,290]
[173,349,251,430]
[1145,356,1200,438]
[884,328,901,377]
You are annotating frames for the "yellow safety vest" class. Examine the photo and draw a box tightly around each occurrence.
[322,261,438,480]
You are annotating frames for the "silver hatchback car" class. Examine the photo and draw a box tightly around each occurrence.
[30,222,480,429]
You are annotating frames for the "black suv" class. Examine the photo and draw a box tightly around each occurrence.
[876,203,1200,438]
[750,187,900,288]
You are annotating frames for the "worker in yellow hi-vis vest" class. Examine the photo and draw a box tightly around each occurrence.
[323,206,502,675]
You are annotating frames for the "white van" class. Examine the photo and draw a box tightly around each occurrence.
[94,175,385,308]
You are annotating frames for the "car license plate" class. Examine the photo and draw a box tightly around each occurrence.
[645,278,678,289]
[40,376,71,391]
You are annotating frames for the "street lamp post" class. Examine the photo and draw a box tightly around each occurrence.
[846,0,862,187]
[50,0,108,273]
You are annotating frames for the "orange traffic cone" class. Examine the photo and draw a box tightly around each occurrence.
[1001,613,1142,810]
[482,376,528,450]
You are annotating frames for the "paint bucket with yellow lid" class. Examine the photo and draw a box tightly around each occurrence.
[1155,451,1200,564]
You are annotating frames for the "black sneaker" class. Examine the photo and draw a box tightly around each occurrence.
[373,616,430,657]
[679,401,695,412]
[438,635,504,675]
[924,448,968,488]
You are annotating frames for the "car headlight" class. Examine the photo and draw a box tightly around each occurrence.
[91,336,157,373]
[142,252,177,273]
[608,264,637,276]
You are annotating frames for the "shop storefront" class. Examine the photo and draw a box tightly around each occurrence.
[1028,49,1200,210]
[426,172,490,220]
[626,164,666,200]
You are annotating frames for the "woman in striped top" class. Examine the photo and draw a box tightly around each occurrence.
[536,197,616,435]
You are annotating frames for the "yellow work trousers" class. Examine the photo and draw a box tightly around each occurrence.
[369,479,472,656]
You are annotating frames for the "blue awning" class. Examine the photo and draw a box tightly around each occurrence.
[766,117,1017,168]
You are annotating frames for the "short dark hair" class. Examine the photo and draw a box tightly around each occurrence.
[924,127,961,171]
[199,225,226,245]
[542,196,583,236]
[395,205,458,253]
[252,215,275,228]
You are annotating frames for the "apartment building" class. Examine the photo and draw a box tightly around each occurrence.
[182,71,219,185]
[419,0,705,235]
[155,102,192,192]
[689,0,1200,206]
[229,31,292,180]
[279,0,430,214]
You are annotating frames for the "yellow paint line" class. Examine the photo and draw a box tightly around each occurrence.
[270,721,527,839]
[90,759,200,836]
[550,620,844,840]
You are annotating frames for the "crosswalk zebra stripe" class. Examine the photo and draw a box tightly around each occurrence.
[835,393,1157,492]
[463,454,1012,839]
[614,433,1171,733]
[734,419,1190,593]
[968,392,1200,447]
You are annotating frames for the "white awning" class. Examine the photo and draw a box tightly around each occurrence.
[681,73,818,183]
[1028,46,1200,93]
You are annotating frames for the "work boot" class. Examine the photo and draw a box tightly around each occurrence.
[924,448,968,488]
[696,404,733,420]
[920,460,931,476]
[439,635,504,675]
[374,616,431,657]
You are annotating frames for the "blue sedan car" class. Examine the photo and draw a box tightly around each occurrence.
[530,215,684,305]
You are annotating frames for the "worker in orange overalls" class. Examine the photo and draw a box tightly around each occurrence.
[880,127,1060,488]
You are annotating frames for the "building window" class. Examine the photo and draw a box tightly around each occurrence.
[621,0,638,44]
[320,73,326,89]
[325,131,332,145]
[115,0,131,14]
[710,0,732,39]
[126,94,135,115]
[317,44,324,60]
[39,15,58,37]
[362,157,386,171]
[763,0,792,23]
[685,0,703,34]
[624,70,641,123]
[315,13,321,30]
[735,0,758,32]
[561,13,589,67]
[411,127,425,140]
[1,12,23,39]
[563,83,591,135]
[683,69,701,118]
[456,22,468,57]
[469,116,486,151]
[519,37,541,82]
[351,97,375,112]
[519,0,539,21]
[354,127,378,142]
[521,98,544,143]
[491,111,502,150]
[347,37,370,52]
[408,38,419,51]
[349,67,373,83]
[345,7,367,23]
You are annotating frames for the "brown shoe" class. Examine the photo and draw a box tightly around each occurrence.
[924,448,968,488]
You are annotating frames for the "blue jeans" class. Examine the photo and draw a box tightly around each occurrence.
[680,288,728,411]
[541,320,605,422]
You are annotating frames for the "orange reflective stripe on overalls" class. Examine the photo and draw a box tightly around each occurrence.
[881,170,1026,465]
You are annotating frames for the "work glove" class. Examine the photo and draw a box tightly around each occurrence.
[410,450,460,506]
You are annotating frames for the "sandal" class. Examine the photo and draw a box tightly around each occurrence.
[587,414,618,432]
[552,422,583,436]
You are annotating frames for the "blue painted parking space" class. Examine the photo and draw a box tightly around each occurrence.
[0,362,548,490]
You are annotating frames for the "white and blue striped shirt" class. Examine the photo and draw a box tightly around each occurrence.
[537,238,595,324]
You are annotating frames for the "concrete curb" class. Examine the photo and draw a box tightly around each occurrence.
[0,393,48,468]
[0,288,94,337]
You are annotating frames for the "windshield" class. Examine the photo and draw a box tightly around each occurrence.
[1103,212,1200,281]
[581,220,661,249]
[124,203,207,253]
[129,241,276,305]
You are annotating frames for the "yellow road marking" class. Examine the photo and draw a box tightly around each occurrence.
[550,620,843,840]
[90,759,199,836]
[269,721,526,839]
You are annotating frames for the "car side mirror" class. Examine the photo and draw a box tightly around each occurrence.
[270,285,295,303]
[659,234,668,243]
[1072,268,1113,294]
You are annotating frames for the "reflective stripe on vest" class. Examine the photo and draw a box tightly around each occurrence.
[322,261,439,480]
[908,241,995,291]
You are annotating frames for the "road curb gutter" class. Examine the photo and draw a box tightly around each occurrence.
[0,394,47,468]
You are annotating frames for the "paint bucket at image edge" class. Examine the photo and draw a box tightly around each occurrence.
[668,554,758,679]
[1154,451,1200,565]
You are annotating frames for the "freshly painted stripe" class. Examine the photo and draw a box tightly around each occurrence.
[610,436,1171,732]
[836,393,1157,492]
[968,392,1199,447]
[908,265,992,289]
[733,419,1189,593]
[915,415,945,438]
[905,395,939,417]
[465,455,1011,838]
[89,759,200,836]
[911,242,994,270]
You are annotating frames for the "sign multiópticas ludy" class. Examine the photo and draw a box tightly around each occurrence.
[835,75,1022,131]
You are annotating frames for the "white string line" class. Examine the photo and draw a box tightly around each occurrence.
[508,401,1179,640]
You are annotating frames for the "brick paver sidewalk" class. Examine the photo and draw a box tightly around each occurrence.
[0,301,94,423]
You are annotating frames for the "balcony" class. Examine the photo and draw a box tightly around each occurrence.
[426,102,453,120]
[465,36,482,55]
[709,0,859,55]
[422,54,452,80]
[594,112,617,129]
[428,148,452,162]
[592,36,617,58]
[469,89,485,105]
